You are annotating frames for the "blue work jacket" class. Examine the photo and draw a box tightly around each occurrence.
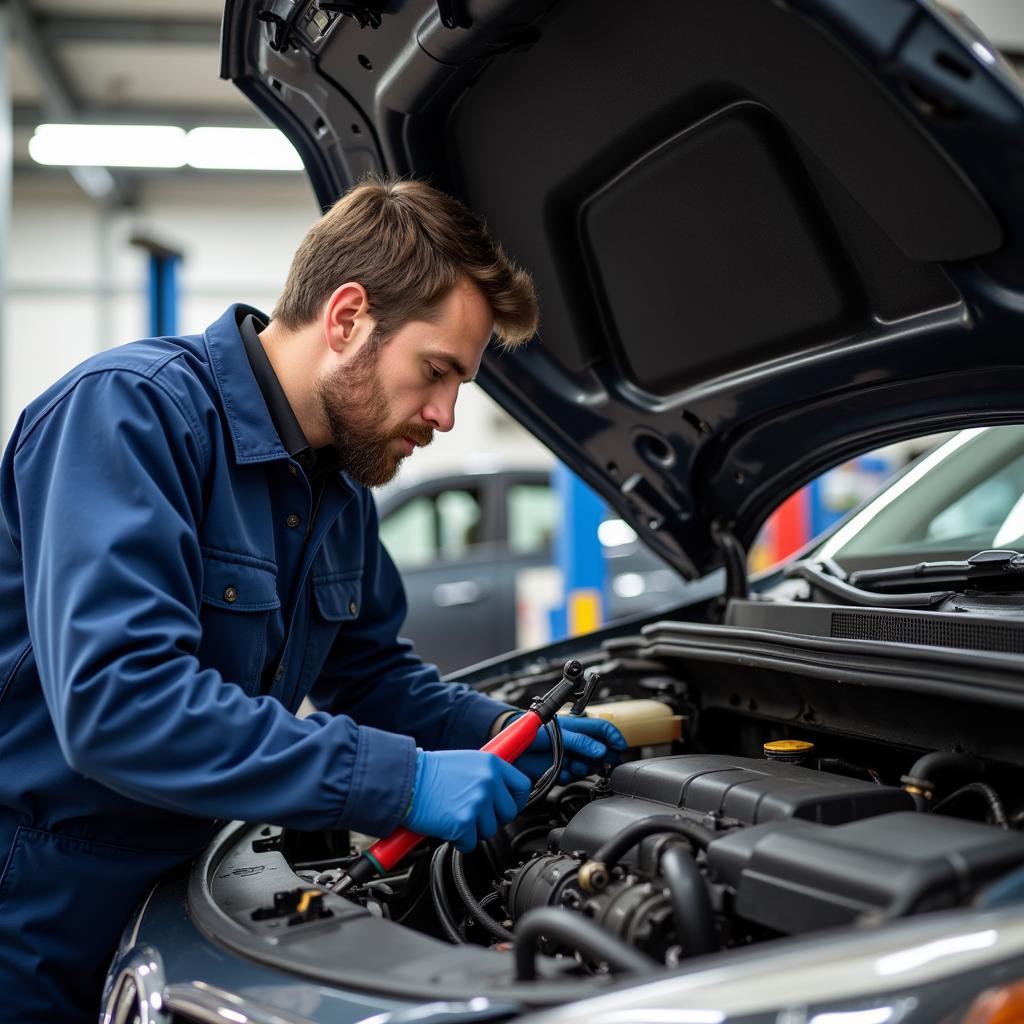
[0,304,510,1021]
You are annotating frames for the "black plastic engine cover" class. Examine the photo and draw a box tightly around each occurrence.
[609,755,913,825]
[708,811,1024,933]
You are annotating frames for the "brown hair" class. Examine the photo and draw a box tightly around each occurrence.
[272,175,538,349]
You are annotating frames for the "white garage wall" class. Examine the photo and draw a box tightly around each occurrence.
[4,171,551,476]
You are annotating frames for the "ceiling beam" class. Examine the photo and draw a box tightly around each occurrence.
[37,15,221,46]
[8,0,123,202]
[14,105,267,131]
[9,0,77,122]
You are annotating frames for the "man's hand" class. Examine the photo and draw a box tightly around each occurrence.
[403,749,531,853]
[515,715,628,783]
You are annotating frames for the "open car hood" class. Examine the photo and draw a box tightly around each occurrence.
[222,0,1024,578]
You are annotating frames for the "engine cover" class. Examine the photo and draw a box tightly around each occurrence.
[558,755,914,861]
[609,755,914,824]
[707,811,1024,932]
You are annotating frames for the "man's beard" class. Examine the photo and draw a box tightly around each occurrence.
[315,340,433,488]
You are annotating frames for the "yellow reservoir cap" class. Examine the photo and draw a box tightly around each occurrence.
[764,740,815,754]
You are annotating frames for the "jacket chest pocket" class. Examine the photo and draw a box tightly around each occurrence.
[298,573,362,690]
[197,552,282,695]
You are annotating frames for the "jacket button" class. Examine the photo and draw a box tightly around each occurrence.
[348,600,358,616]
[223,586,238,603]
[286,513,301,528]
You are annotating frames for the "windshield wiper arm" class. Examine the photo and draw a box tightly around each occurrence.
[785,560,953,609]
[849,549,1024,594]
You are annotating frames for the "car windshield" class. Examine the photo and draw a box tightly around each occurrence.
[816,426,1024,573]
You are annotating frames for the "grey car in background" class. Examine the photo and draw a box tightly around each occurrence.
[376,468,686,671]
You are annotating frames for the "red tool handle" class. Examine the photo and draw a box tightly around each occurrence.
[363,709,543,873]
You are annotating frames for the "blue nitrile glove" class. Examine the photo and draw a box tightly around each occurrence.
[513,714,628,783]
[403,749,532,854]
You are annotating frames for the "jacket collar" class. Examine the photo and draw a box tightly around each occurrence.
[203,304,290,465]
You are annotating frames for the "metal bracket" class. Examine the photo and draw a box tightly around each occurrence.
[256,1,304,51]
[317,0,387,29]
[570,670,601,716]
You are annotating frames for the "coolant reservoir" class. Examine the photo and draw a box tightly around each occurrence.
[567,699,683,748]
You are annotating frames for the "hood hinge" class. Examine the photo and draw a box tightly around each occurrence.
[712,523,748,601]
[318,0,388,30]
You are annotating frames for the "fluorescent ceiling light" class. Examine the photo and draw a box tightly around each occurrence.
[598,519,638,548]
[29,124,186,168]
[28,124,304,172]
[186,127,303,171]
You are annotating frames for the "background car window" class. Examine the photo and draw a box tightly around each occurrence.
[436,489,483,560]
[379,495,436,569]
[507,483,559,554]
[380,488,484,569]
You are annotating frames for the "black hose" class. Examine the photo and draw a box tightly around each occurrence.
[932,782,1008,828]
[818,758,882,785]
[509,824,554,855]
[479,891,502,912]
[514,907,658,981]
[525,719,564,811]
[450,849,514,942]
[592,816,716,868]
[429,844,465,944]
[659,843,716,958]
[712,523,748,601]
[558,780,597,800]
[904,751,982,796]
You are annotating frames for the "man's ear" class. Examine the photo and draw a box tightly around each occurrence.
[322,282,374,354]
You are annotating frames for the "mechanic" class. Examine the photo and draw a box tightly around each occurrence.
[0,176,626,1022]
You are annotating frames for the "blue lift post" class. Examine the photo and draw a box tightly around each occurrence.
[131,234,182,337]
[549,462,607,639]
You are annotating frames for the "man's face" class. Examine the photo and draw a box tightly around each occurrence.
[315,278,493,487]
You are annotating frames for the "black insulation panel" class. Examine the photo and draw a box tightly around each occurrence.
[451,0,990,381]
[581,105,854,392]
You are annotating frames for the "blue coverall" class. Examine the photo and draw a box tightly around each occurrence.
[0,305,511,1021]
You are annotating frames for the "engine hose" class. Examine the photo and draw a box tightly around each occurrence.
[479,891,502,911]
[592,816,717,869]
[450,849,514,942]
[903,751,982,800]
[931,782,1008,828]
[510,824,554,856]
[514,907,659,981]
[525,719,565,811]
[818,758,882,785]
[429,844,466,944]
[659,843,717,957]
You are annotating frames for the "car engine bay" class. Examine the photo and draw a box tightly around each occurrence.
[202,606,1024,997]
